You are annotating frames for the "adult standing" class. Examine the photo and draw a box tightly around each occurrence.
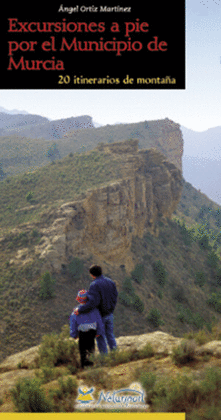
[74,264,118,353]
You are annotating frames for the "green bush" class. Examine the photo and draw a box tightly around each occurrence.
[35,366,64,384]
[177,220,195,246]
[132,294,144,313]
[131,263,144,284]
[80,367,111,389]
[39,271,55,300]
[122,277,134,294]
[68,257,84,279]
[139,343,155,359]
[171,340,197,366]
[147,308,164,327]
[26,191,34,202]
[194,271,206,288]
[11,377,53,412]
[153,260,167,287]
[198,234,211,251]
[215,268,221,286]
[207,293,221,313]
[139,371,157,403]
[38,326,80,370]
[176,305,206,329]
[49,376,78,412]
[207,250,219,269]
[172,285,187,302]
[118,291,133,307]
[140,366,221,414]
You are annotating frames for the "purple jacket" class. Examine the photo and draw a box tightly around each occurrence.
[70,306,105,339]
[78,275,118,317]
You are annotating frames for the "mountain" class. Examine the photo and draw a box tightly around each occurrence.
[0,106,29,115]
[181,125,221,205]
[0,132,221,365]
[0,113,94,139]
[0,117,183,178]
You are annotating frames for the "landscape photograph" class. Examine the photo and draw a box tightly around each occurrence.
[0,0,221,418]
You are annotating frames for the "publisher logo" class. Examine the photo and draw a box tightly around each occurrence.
[76,382,147,410]
[76,386,95,404]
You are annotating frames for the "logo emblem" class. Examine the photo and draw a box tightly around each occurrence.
[76,386,94,404]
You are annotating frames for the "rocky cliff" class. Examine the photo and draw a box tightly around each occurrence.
[33,139,183,273]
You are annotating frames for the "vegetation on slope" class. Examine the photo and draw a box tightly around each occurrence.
[0,144,221,365]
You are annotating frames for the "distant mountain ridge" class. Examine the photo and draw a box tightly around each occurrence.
[181,125,221,205]
[0,113,94,139]
[0,106,29,115]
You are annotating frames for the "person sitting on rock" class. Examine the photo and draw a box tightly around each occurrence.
[69,289,105,368]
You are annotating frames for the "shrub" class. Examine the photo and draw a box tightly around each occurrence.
[122,277,134,294]
[139,343,154,359]
[178,220,195,246]
[132,294,144,313]
[171,340,197,366]
[80,367,111,389]
[131,263,144,284]
[38,326,80,370]
[198,234,211,251]
[176,305,206,329]
[35,366,64,384]
[118,291,133,307]
[139,371,157,403]
[194,271,206,288]
[39,271,55,300]
[207,250,219,269]
[68,257,84,279]
[26,191,34,202]
[11,377,53,412]
[147,308,164,327]
[172,285,187,302]
[160,374,200,412]
[139,364,221,414]
[207,293,221,313]
[153,260,167,287]
[215,268,221,286]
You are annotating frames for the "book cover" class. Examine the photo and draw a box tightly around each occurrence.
[1,1,221,419]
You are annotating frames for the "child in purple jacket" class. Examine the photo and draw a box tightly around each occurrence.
[70,289,104,368]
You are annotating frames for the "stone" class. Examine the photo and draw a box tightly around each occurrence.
[33,140,183,273]
[115,331,183,355]
[196,341,221,358]
[0,345,40,373]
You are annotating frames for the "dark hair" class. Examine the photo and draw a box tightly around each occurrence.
[89,264,102,277]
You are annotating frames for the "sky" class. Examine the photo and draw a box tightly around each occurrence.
[0,0,220,132]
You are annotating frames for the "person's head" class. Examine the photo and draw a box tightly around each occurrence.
[89,264,102,278]
[76,289,88,304]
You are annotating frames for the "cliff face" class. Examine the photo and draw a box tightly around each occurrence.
[36,139,183,272]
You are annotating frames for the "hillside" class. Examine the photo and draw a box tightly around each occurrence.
[1,136,221,366]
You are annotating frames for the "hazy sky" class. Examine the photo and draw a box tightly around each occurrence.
[0,0,220,131]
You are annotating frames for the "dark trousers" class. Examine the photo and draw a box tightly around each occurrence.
[78,329,96,368]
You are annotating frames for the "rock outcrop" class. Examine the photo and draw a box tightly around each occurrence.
[34,139,183,272]
[1,330,221,412]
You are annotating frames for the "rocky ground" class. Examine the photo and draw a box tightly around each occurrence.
[1,331,221,413]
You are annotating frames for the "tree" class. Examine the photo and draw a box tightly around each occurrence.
[46,143,61,162]
[68,257,84,280]
[39,271,55,299]
[0,162,5,178]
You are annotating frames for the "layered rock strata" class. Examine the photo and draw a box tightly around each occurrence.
[35,139,183,272]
